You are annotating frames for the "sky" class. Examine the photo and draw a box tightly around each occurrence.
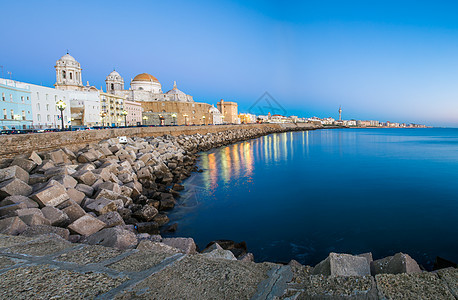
[1,0,458,126]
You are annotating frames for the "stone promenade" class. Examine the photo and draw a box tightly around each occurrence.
[0,234,456,299]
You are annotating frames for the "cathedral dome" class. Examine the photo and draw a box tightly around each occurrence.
[108,70,121,77]
[133,73,159,83]
[166,81,186,95]
[209,105,221,114]
[58,53,77,62]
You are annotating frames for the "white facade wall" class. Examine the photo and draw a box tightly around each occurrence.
[29,84,72,128]
[67,90,101,126]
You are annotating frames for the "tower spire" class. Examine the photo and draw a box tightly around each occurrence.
[338,105,342,121]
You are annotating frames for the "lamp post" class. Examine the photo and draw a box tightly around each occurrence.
[159,114,164,126]
[183,114,188,126]
[172,113,177,125]
[202,115,206,126]
[100,111,107,127]
[56,100,66,130]
[142,116,148,125]
[121,110,128,127]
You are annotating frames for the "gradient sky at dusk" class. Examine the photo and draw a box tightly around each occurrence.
[2,0,458,126]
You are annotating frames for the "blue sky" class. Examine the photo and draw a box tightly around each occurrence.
[1,0,458,126]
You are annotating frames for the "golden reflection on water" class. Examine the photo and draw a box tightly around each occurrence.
[200,132,305,190]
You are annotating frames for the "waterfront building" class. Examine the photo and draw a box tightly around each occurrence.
[69,90,101,127]
[29,83,72,129]
[239,113,257,124]
[99,91,125,127]
[322,117,335,125]
[0,78,33,130]
[344,120,357,127]
[270,114,288,123]
[209,105,223,125]
[142,100,212,125]
[217,99,239,124]
[124,100,142,126]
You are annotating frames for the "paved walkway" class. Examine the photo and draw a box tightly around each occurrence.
[0,234,456,299]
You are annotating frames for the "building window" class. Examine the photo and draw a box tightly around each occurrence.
[47,115,50,122]
[26,96,29,101]
[22,110,25,120]
[10,109,14,119]
[1,93,4,101]
[37,92,40,100]
[37,103,40,110]
[37,114,41,121]
[10,94,13,101]
[70,72,73,80]
[63,71,66,79]
[3,109,6,119]
[21,96,24,103]
[46,104,49,111]
[111,83,114,90]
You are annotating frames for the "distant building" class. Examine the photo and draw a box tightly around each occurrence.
[209,105,223,125]
[99,92,125,127]
[217,99,239,124]
[239,113,257,124]
[124,100,142,126]
[0,79,33,130]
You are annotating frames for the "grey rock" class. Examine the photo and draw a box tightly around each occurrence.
[67,214,106,236]
[133,205,158,221]
[72,170,97,186]
[0,178,32,198]
[75,184,94,197]
[11,157,37,173]
[0,165,29,183]
[28,151,43,165]
[0,195,39,208]
[66,188,85,205]
[0,216,28,235]
[30,182,69,207]
[0,202,27,217]
[41,206,70,227]
[19,214,51,226]
[162,237,197,254]
[85,197,118,215]
[87,226,137,250]
[61,204,86,223]
[312,252,371,277]
[97,211,125,228]
[371,252,422,275]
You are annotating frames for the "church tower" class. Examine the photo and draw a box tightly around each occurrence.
[105,70,124,94]
[54,53,83,91]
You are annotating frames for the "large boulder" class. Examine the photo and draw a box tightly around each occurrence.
[0,195,39,208]
[86,226,137,249]
[30,182,69,207]
[162,237,197,254]
[67,214,106,236]
[41,206,70,226]
[133,205,158,221]
[312,253,371,277]
[72,170,97,186]
[85,197,119,215]
[202,243,237,261]
[10,158,37,173]
[0,165,29,183]
[61,204,86,223]
[0,216,28,235]
[371,253,422,275]
[19,214,51,226]
[0,178,32,198]
[97,211,125,228]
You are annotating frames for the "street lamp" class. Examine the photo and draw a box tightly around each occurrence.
[202,115,206,126]
[171,113,177,125]
[100,111,107,127]
[142,115,148,125]
[121,110,128,127]
[159,114,164,126]
[56,100,66,130]
[183,114,188,126]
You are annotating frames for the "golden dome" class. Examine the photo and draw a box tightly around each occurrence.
[132,73,159,83]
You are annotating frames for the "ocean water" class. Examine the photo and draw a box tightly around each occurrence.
[166,128,458,269]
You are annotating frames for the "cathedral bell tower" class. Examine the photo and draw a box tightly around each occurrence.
[105,70,125,94]
[54,53,83,91]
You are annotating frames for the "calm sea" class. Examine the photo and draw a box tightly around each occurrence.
[166,128,458,269]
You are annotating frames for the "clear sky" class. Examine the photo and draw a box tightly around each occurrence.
[1,0,458,126]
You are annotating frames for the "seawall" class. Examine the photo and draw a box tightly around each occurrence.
[0,123,319,159]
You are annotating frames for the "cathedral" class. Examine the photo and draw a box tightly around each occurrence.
[53,53,226,126]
